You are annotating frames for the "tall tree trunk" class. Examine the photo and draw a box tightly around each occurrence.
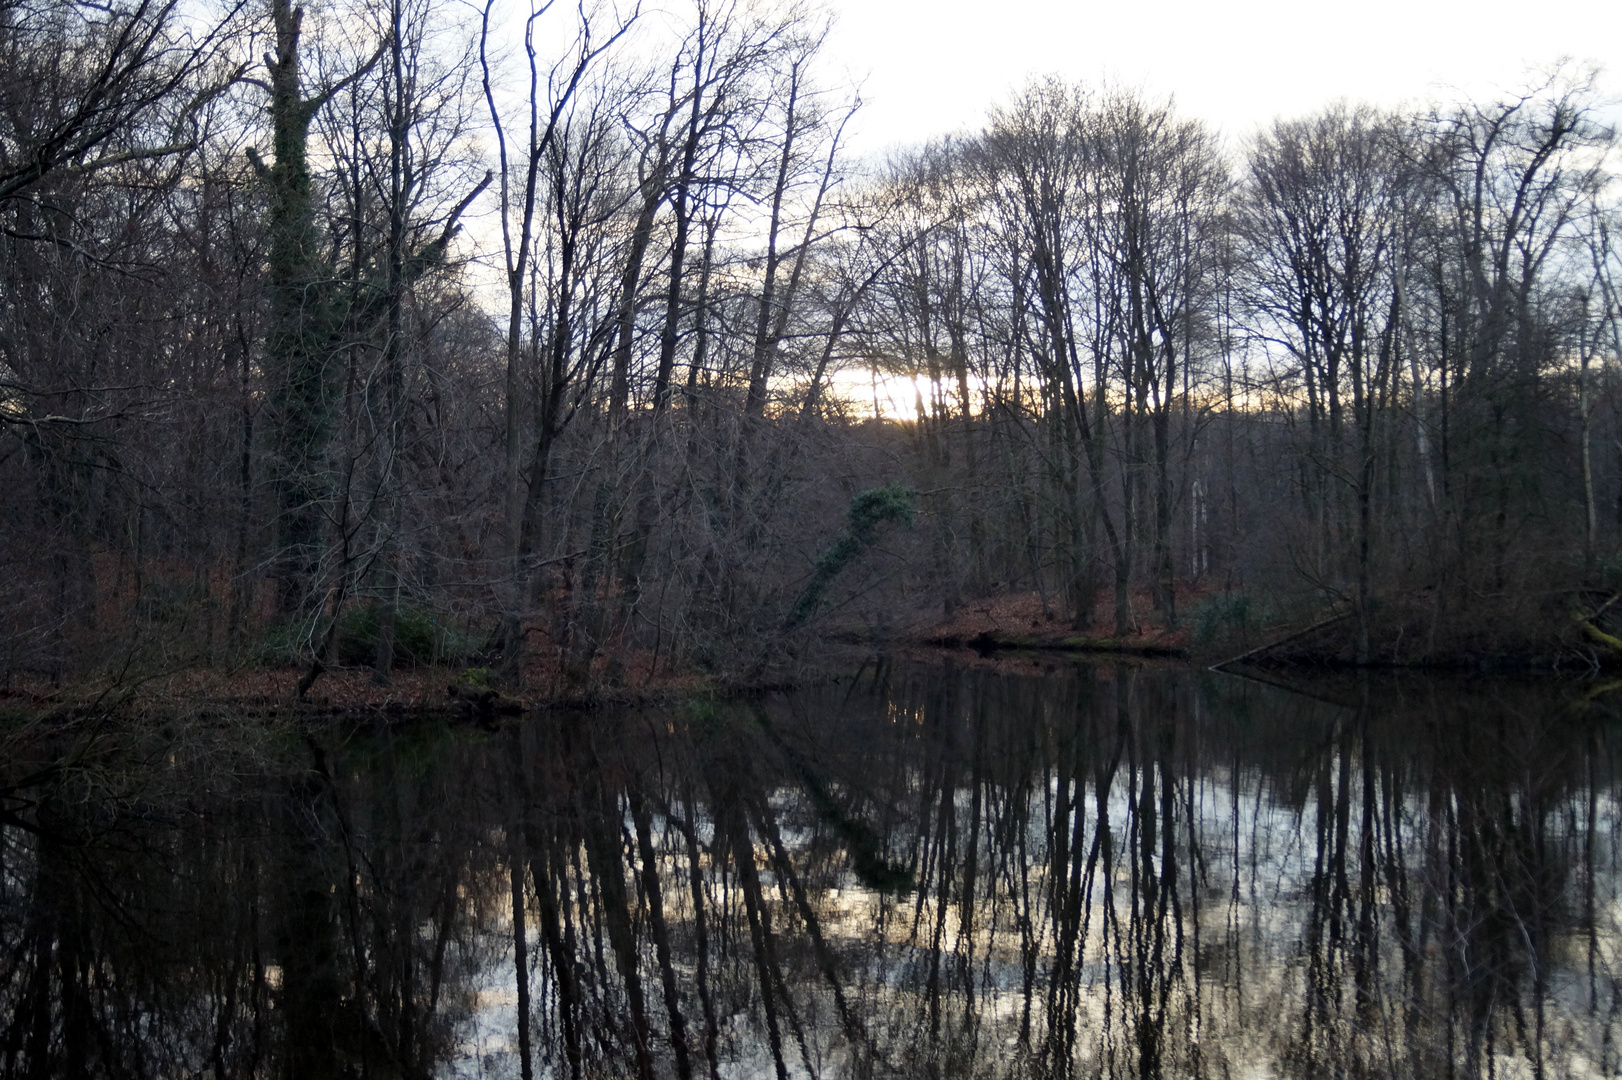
[373,5,409,682]
[260,0,337,620]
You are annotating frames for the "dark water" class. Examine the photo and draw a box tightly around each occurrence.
[5,660,1622,1079]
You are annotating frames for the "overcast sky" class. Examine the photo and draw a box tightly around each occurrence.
[818,0,1622,160]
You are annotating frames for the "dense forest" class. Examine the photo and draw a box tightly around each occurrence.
[3,0,1621,692]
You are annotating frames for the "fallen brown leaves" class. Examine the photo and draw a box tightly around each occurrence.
[0,648,717,722]
[905,587,1201,651]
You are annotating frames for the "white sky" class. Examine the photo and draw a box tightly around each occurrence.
[819,0,1622,160]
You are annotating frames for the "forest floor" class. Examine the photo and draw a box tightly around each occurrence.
[900,587,1195,657]
[21,581,1592,723]
[0,647,720,723]
[0,588,1220,723]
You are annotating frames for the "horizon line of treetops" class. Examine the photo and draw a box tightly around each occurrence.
[3,0,1620,689]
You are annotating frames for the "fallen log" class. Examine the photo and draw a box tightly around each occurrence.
[961,630,1189,658]
[1208,611,1352,672]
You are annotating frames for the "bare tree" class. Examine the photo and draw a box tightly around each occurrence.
[480,0,636,677]
[1238,103,1407,660]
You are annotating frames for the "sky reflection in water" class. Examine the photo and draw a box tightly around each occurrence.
[3,660,1621,1079]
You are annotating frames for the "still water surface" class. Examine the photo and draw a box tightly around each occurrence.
[5,660,1622,1078]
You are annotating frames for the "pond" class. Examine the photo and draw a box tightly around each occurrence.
[4,659,1622,1078]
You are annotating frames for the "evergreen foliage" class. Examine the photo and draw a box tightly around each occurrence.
[787,484,916,629]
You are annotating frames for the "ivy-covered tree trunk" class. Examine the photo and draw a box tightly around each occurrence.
[259,0,340,620]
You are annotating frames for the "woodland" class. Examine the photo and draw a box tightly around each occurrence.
[4,0,1622,698]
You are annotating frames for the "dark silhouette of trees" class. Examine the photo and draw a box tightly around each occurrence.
[1237,104,1409,660]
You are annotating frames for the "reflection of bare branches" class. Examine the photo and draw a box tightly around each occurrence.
[4,664,1621,1077]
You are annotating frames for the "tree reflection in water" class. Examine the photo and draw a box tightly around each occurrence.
[4,662,1622,1078]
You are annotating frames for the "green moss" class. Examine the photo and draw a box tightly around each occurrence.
[457,666,494,688]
